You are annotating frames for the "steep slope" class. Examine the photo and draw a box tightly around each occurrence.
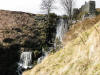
[0,10,47,75]
[0,10,57,75]
[0,10,57,49]
[0,10,47,48]
[23,15,100,75]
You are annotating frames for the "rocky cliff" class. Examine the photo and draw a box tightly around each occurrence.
[0,10,57,75]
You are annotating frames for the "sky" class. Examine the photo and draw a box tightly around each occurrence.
[0,0,99,15]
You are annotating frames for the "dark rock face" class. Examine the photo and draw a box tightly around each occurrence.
[45,14,58,46]
[0,44,20,75]
[0,10,57,75]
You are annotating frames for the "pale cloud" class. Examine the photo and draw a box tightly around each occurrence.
[0,0,41,13]
[0,0,99,15]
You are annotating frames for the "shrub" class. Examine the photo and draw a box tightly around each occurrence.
[12,28,22,32]
[3,38,14,43]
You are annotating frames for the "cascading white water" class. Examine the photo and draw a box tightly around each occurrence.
[18,52,33,69]
[17,52,33,75]
[37,48,48,64]
[56,19,68,42]
[16,18,68,75]
[37,19,68,64]
[54,18,68,50]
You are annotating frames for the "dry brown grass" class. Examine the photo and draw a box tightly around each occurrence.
[96,8,100,13]
[23,15,100,75]
[23,21,100,75]
[63,15,100,44]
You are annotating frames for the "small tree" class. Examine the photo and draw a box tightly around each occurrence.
[61,0,74,25]
[41,0,55,23]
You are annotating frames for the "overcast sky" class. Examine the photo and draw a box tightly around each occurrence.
[0,0,99,15]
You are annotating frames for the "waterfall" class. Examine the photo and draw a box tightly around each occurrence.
[37,19,68,64]
[17,51,33,75]
[54,18,68,49]
[37,48,48,64]
[56,19,68,42]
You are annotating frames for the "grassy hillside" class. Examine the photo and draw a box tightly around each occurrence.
[0,10,48,75]
[0,10,58,75]
[23,15,100,75]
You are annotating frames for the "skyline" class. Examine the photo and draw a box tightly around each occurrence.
[0,0,99,15]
